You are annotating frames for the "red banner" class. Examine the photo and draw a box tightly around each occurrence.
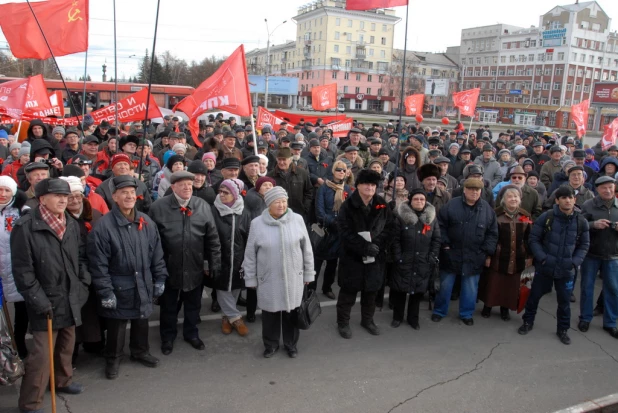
[0,0,89,60]
[0,77,31,119]
[311,83,338,111]
[186,45,253,146]
[404,94,424,116]
[328,117,354,138]
[571,99,590,139]
[453,88,480,117]
[48,91,65,117]
[602,118,618,151]
[23,75,55,118]
[346,0,408,10]
[272,110,344,125]
[256,107,296,131]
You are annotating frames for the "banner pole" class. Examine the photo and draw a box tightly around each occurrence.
[80,50,88,136]
[250,115,258,156]
[392,0,410,179]
[113,0,119,130]
[138,0,161,181]
[25,0,83,128]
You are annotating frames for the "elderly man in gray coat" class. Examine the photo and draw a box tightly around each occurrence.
[243,186,315,359]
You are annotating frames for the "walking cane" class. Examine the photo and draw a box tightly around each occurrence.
[47,315,57,413]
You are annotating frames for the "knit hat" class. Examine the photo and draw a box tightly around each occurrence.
[110,153,131,169]
[561,160,576,174]
[162,150,176,166]
[255,176,276,193]
[448,143,459,151]
[498,183,522,200]
[513,145,526,154]
[18,146,30,158]
[172,143,186,154]
[0,129,7,140]
[498,149,511,158]
[9,142,21,152]
[166,154,185,171]
[52,126,65,136]
[408,188,427,201]
[585,148,595,155]
[82,114,95,129]
[264,186,288,207]
[219,178,244,202]
[59,176,84,194]
[257,154,269,167]
[62,164,85,178]
[202,152,217,163]
[0,176,17,196]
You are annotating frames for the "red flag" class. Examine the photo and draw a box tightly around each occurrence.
[602,118,618,151]
[173,95,197,116]
[404,94,424,116]
[256,107,296,131]
[22,75,55,118]
[0,77,31,119]
[187,45,253,146]
[346,0,408,10]
[571,99,590,139]
[0,0,89,60]
[88,88,161,123]
[453,88,480,117]
[311,83,338,111]
[272,110,343,125]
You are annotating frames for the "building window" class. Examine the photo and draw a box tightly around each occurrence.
[575,84,581,91]
[481,82,486,88]
[380,50,385,58]
[360,21,364,29]
[487,95,494,102]
[523,97,530,104]
[555,68,563,75]
[332,72,337,79]
[346,46,351,54]
[504,97,510,103]
[356,74,361,81]
[379,75,384,82]
[552,98,559,105]
[335,18,340,26]
[381,37,386,45]
[496,96,501,102]
[371,23,376,31]
[335,32,340,40]
[541,98,548,105]
[497,82,504,89]
[343,86,348,93]
[355,87,360,93]
[480,95,485,102]
[544,68,551,75]
[517,69,524,76]
[499,70,505,76]
[347,19,353,27]
[546,53,553,61]
[346,33,352,41]
[344,72,349,80]
[584,85,590,92]
[569,68,575,76]
[527,68,533,76]
[536,68,542,76]
[367,75,372,81]
[557,52,564,60]
[334,45,339,52]
[367,88,371,94]
[491,70,497,76]
[508,69,514,75]
[543,82,550,90]
[370,36,375,44]
[490,82,495,88]
[369,49,374,56]
[382,24,387,32]
[529,54,534,62]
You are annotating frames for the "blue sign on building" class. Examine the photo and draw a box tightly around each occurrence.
[509,90,522,95]
[248,75,299,95]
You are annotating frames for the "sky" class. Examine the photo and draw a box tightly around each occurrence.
[1,0,618,82]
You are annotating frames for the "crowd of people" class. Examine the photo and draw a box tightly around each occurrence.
[0,112,617,413]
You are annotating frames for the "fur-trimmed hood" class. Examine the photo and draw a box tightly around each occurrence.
[396,201,436,226]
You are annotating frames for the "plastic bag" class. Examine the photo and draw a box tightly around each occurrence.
[0,308,24,386]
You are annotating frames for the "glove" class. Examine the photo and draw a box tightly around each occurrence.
[153,282,165,299]
[101,294,117,310]
[365,243,380,257]
[38,304,53,319]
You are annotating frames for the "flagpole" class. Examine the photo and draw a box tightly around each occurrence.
[391,0,409,180]
[250,115,258,156]
[25,0,83,129]
[138,0,161,181]
[113,0,119,130]
[80,50,88,136]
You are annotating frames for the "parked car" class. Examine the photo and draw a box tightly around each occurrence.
[298,105,313,111]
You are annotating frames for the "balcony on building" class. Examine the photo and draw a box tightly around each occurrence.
[304,33,312,46]
[302,60,312,70]
[304,47,312,59]
[331,58,341,71]
[351,60,372,73]
[280,66,287,74]
[355,41,366,60]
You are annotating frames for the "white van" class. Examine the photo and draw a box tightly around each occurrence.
[337,103,345,112]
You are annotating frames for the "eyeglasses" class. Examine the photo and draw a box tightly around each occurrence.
[334,168,347,173]
[511,176,525,180]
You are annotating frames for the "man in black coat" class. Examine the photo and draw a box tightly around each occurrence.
[149,171,222,356]
[95,153,152,213]
[11,178,90,411]
[336,169,396,339]
[267,147,313,223]
[432,178,498,325]
[88,175,168,380]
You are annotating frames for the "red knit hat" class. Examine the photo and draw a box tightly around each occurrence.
[111,153,131,169]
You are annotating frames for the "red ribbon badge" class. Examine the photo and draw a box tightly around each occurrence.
[422,223,431,235]
[241,190,247,197]
[136,194,144,200]
[518,216,533,224]
[375,204,386,210]
[343,191,349,200]
[132,160,139,169]
[138,216,146,231]
[5,216,13,232]
[180,206,192,217]
[84,221,92,233]
[322,163,328,168]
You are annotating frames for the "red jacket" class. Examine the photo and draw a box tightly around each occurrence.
[86,175,102,191]
[1,160,22,182]
[85,189,109,215]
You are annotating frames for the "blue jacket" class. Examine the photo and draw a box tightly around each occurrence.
[438,197,498,276]
[315,182,351,260]
[528,205,590,278]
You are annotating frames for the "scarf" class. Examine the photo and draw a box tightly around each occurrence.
[325,179,345,212]
[214,195,244,217]
[39,205,67,239]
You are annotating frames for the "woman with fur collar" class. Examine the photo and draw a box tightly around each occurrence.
[390,189,441,329]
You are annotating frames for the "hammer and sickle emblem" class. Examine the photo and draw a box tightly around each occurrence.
[68,1,83,23]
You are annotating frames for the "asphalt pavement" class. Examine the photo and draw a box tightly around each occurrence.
[1,276,616,413]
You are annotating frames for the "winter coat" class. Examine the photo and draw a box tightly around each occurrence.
[96,175,152,213]
[581,196,618,260]
[0,190,28,303]
[401,165,422,192]
[530,182,547,204]
[157,167,173,199]
[305,152,333,186]
[438,196,499,276]
[530,153,551,173]
[390,202,441,294]
[244,188,267,220]
[205,168,223,189]
[149,194,221,292]
[337,190,397,292]
[267,164,313,221]
[496,184,542,220]
[238,170,257,191]
[87,204,168,319]
[243,208,315,312]
[211,197,251,292]
[474,156,502,189]
[25,119,60,154]
[548,171,569,195]
[540,159,562,190]
[11,206,90,331]
[544,184,594,211]
[425,186,451,216]
[498,160,519,183]
[315,181,351,260]
[528,205,590,278]
[164,184,216,205]
[488,207,532,275]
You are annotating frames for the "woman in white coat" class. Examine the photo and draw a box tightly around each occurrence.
[243,187,315,358]
[0,176,29,358]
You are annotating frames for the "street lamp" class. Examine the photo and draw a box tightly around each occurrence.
[264,18,286,110]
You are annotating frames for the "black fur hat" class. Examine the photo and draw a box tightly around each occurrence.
[417,163,441,182]
[356,169,382,186]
